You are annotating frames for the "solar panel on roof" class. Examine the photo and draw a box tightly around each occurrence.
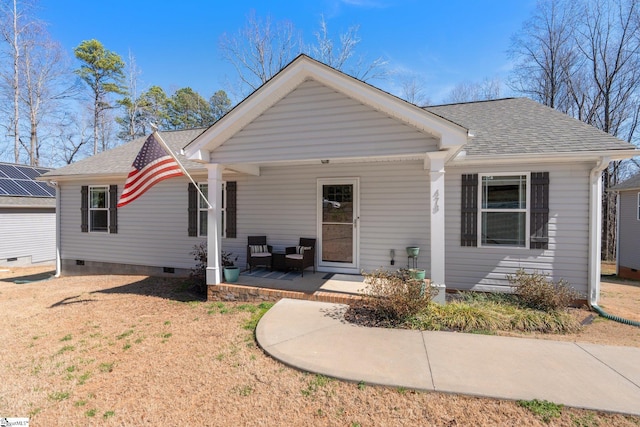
[0,164,29,179]
[0,177,30,196]
[18,180,50,196]
[0,169,8,178]
[16,166,41,179]
[37,182,55,197]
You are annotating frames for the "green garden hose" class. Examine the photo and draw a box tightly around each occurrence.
[591,304,640,327]
[13,274,54,284]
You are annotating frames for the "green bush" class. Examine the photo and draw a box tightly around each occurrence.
[507,269,580,312]
[360,269,433,323]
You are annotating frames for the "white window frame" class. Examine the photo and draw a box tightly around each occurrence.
[198,182,226,238]
[89,185,109,233]
[478,172,530,249]
[637,192,640,221]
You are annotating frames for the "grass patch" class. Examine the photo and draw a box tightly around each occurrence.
[517,399,563,423]
[103,410,115,419]
[85,408,97,417]
[77,371,91,385]
[244,302,274,331]
[56,345,75,355]
[301,374,332,397]
[116,329,134,340]
[48,391,70,401]
[99,362,114,373]
[60,334,73,342]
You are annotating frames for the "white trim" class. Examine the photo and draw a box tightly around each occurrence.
[450,149,638,166]
[637,192,640,221]
[477,172,530,249]
[316,177,360,273]
[88,185,109,233]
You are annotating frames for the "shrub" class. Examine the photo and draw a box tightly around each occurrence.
[507,269,579,312]
[189,244,237,294]
[359,269,433,323]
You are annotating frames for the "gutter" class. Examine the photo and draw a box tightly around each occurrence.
[46,180,61,278]
[587,157,609,307]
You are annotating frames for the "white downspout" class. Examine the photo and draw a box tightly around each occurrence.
[588,157,609,306]
[46,180,61,278]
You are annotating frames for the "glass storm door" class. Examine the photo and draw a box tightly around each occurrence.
[318,178,359,272]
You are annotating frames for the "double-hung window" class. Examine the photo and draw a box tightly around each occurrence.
[197,182,226,237]
[479,174,528,247]
[89,186,109,232]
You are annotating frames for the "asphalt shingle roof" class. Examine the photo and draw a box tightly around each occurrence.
[0,195,56,208]
[611,172,640,191]
[426,98,635,156]
[41,128,207,179]
[44,98,636,180]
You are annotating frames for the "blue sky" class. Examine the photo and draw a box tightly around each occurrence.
[38,0,536,104]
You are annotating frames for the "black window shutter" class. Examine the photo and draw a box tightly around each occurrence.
[461,174,478,246]
[530,172,549,249]
[109,185,118,234]
[81,185,88,233]
[226,181,237,238]
[188,183,198,237]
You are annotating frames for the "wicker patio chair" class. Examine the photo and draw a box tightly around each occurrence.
[285,238,316,277]
[247,236,273,272]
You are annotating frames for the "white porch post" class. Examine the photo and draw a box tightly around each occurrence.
[205,163,223,285]
[426,152,447,303]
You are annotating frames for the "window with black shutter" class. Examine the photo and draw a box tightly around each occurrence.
[460,174,478,246]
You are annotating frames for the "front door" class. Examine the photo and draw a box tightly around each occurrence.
[317,178,359,273]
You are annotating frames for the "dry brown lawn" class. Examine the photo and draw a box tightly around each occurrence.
[1,266,639,426]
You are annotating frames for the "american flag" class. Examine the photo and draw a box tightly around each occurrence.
[117,133,184,208]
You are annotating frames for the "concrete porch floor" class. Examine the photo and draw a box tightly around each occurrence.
[209,271,370,303]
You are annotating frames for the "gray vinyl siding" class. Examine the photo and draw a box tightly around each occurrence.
[618,190,640,270]
[59,177,206,270]
[211,80,439,164]
[445,162,591,295]
[0,208,55,265]
[222,161,431,274]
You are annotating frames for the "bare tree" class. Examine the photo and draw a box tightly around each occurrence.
[508,0,579,112]
[116,51,145,142]
[445,77,502,103]
[309,15,388,82]
[397,73,430,106]
[219,11,387,98]
[510,0,640,260]
[19,24,76,165]
[219,11,300,96]
[579,0,640,260]
[0,0,32,163]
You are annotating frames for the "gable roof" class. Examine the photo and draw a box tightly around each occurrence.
[426,98,635,157]
[41,128,207,180]
[184,54,470,161]
[611,172,640,191]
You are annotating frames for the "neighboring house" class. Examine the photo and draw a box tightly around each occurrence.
[41,55,636,305]
[0,162,56,266]
[611,172,640,280]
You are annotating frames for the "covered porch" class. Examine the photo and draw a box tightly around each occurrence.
[183,55,471,295]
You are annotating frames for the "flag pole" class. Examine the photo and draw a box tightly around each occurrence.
[150,124,213,209]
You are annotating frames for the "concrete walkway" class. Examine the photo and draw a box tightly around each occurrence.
[256,298,640,416]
